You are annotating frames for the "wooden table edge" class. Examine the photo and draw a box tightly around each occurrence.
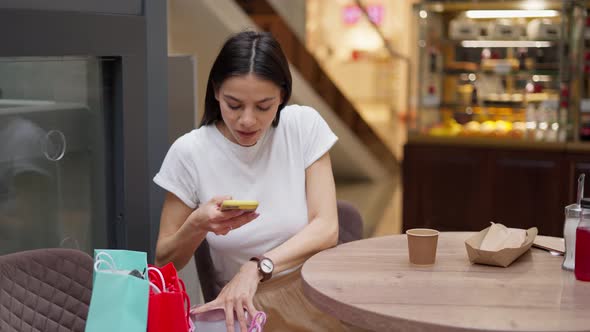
[301,264,472,332]
[301,234,584,332]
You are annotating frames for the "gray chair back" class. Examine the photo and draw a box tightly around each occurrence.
[194,200,363,302]
[336,200,364,244]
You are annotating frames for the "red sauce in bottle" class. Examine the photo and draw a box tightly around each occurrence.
[575,226,590,281]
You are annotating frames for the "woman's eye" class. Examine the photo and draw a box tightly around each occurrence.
[257,105,271,111]
[228,104,241,110]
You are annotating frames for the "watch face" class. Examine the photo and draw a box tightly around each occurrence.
[260,258,274,274]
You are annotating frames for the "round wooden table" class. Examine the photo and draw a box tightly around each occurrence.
[301,232,590,332]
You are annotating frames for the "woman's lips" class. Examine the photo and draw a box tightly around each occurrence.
[237,130,258,138]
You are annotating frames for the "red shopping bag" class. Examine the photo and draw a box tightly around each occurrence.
[147,263,192,332]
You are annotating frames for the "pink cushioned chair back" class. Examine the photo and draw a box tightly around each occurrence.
[0,248,93,332]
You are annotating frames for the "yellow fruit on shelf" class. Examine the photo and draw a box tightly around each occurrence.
[429,126,448,136]
[480,121,496,136]
[461,121,481,136]
[428,119,462,137]
[495,120,512,136]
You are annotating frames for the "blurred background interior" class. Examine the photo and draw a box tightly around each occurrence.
[2,1,590,302]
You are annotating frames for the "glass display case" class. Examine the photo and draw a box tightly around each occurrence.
[0,56,109,255]
[0,4,168,261]
[413,0,579,143]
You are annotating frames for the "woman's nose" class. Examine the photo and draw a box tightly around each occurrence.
[239,108,256,127]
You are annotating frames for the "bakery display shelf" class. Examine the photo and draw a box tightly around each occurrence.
[439,102,527,110]
[443,68,560,77]
[439,39,561,48]
[407,132,566,150]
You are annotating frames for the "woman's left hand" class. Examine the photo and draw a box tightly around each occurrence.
[191,261,261,332]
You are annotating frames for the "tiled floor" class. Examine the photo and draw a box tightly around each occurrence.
[336,172,403,238]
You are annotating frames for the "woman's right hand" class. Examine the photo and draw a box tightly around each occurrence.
[189,195,259,235]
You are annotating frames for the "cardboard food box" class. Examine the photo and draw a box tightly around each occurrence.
[465,226,538,267]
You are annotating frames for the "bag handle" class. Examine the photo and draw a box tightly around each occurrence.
[149,281,163,293]
[177,278,191,315]
[94,251,117,272]
[248,311,267,332]
[176,278,192,331]
[147,266,167,293]
[95,251,115,265]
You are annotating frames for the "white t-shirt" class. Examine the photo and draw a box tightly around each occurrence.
[154,104,338,283]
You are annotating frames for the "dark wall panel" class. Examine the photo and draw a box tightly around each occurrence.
[0,0,142,15]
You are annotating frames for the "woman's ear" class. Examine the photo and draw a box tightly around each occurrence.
[213,82,220,101]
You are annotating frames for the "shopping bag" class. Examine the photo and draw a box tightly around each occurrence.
[147,263,192,332]
[191,305,267,332]
[85,249,150,332]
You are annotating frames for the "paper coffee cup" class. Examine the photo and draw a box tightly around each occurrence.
[406,228,439,265]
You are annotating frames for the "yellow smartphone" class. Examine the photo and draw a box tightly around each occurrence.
[220,200,259,212]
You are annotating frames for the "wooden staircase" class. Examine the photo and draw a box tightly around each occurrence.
[235,0,398,173]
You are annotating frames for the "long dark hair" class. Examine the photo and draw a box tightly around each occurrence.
[200,31,292,127]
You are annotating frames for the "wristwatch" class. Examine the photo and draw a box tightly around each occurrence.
[249,256,274,282]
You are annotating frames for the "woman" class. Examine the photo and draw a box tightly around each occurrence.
[154,31,350,331]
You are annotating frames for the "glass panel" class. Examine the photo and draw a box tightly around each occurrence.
[305,0,411,159]
[0,56,110,255]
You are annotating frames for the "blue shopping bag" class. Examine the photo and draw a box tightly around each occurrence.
[85,249,150,332]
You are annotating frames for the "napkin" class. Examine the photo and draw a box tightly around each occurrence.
[479,222,527,251]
